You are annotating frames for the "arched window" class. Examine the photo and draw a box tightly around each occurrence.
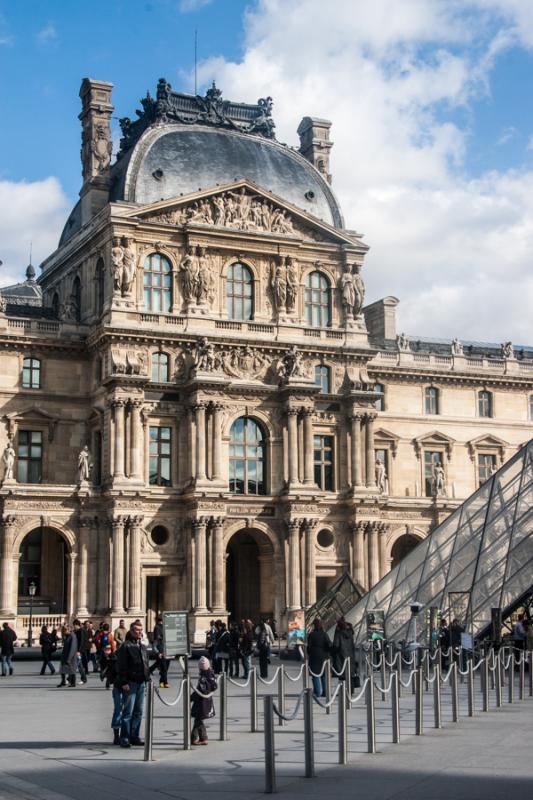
[22,357,41,389]
[144,253,171,312]
[95,258,105,316]
[478,390,492,418]
[152,352,169,383]
[374,382,385,411]
[229,417,266,495]
[226,262,253,320]
[304,271,331,327]
[51,292,59,318]
[424,386,439,415]
[314,365,331,393]
[72,275,82,323]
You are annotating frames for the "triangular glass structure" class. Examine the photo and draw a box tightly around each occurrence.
[336,440,533,643]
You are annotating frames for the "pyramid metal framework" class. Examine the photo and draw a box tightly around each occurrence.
[338,439,533,644]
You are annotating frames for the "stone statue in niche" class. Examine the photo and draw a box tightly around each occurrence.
[60,295,77,322]
[451,338,464,356]
[340,263,365,322]
[121,238,136,295]
[375,458,388,494]
[196,247,215,305]
[432,462,446,497]
[92,123,112,173]
[111,238,125,294]
[278,345,310,381]
[286,257,299,313]
[352,264,365,316]
[2,438,15,481]
[179,247,199,304]
[269,258,287,315]
[77,445,92,483]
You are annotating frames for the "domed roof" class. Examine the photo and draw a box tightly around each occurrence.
[111,124,343,228]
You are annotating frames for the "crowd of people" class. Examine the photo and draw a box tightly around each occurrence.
[206,618,276,679]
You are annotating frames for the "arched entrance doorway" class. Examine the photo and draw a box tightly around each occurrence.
[226,529,275,622]
[17,527,70,615]
[390,534,421,569]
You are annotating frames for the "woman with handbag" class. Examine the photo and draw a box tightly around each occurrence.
[39,625,57,675]
[191,656,217,745]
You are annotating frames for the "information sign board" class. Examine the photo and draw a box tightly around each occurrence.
[366,609,385,640]
[162,611,190,658]
[287,608,305,649]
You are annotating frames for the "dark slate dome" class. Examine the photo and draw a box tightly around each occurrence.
[111,124,343,228]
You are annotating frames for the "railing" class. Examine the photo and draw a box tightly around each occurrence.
[17,614,66,643]
[215,320,242,330]
[164,315,185,326]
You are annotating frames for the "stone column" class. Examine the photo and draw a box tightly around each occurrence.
[378,523,389,579]
[128,515,143,613]
[350,414,364,489]
[212,404,223,482]
[365,413,377,488]
[76,517,91,616]
[95,523,109,613]
[195,403,207,482]
[211,516,225,613]
[302,410,315,485]
[350,521,366,588]
[187,406,195,486]
[193,518,208,611]
[112,400,126,479]
[0,515,16,616]
[67,552,77,619]
[303,519,317,606]
[287,520,301,609]
[287,409,299,486]
[368,522,380,587]
[129,400,143,481]
[111,516,126,614]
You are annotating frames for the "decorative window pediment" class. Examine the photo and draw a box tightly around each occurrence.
[374,428,400,458]
[413,430,455,460]
[4,407,59,442]
[467,434,508,463]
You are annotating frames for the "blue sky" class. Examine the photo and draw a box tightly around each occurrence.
[2,0,533,342]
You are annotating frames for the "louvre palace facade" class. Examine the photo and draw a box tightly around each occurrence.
[1,78,532,641]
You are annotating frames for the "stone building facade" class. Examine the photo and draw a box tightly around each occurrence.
[1,78,532,641]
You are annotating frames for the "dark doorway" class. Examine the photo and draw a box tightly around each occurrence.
[18,527,68,614]
[146,576,165,634]
[226,531,260,622]
[391,534,421,569]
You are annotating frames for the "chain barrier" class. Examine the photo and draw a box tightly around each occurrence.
[308,661,328,678]
[227,672,253,688]
[349,676,370,704]
[373,672,394,695]
[258,666,282,686]
[272,690,306,722]
[311,682,342,709]
[284,663,305,682]
[153,679,186,707]
[398,669,417,689]
[330,657,349,678]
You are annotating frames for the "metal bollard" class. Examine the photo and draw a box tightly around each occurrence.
[482,655,489,712]
[325,660,332,715]
[263,695,276,794]
[380,651,387,701]
[277,666,285,727]
[303,688,315,778]
[143,680,154,762]
[250,667,258,733]
[495,657,502,708]
[345,657,352,708]
[467,658,474,717]
[397,652,403,698]
[490,650,495,690]
[338,679,348,764]
[529,650,533,697]
[366,677,376,754]
[451,662,459,722]
[415,666,423,735]
[219,671,228,741]
[183,673,191,750]
[433,663,442,728]
[508,658,514,704]
[391,669,400,743]
[519,653,525,700]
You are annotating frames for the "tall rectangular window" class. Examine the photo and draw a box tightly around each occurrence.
[17,430,43,484]
[478,453,496,484]
[424,450,442,497]
[149,426,171,486]
[478,391,492,418]
[314,434,334,491]
[22,357,41,389]
[314,365,331,393]
[374,383,385,411]
[424,386,439,415]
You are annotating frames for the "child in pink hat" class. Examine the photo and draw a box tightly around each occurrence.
[191,657,217,745]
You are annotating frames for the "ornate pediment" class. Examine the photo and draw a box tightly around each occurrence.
[374,428,400,457]
[467,434,508,463]
[413,431,456,460]
[132,181,364,247]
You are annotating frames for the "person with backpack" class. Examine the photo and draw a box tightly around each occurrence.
[191,656,217,745]
[95,623,116,669]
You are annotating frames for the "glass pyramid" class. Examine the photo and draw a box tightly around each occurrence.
[337,439,533,644]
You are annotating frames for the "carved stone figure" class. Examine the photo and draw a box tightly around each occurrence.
[501,341,514,359]
[111,238,125,294]
[352,264,365,316]
[270,259,287,315]
[451,338,464,356]
[278,345,309,381]
[196,247,212,305]
[286,257,299,313]
[121,238,136,295]
[179,247,199,304]
[213,194,226,226]
[340,264,356,316]
[433,463,446,497]
[2,439,15,481]
[92,123,112,172]
[0,292,6,313]
[77,445,91,483]
[194,337,217,372]
[375,458,387,494]
[396,332,410,352]
[60,295,77,322]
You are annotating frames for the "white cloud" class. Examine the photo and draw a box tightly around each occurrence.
[179,0,213,12]
[194,0,533,342]
[497,126,517,145]
[0,178,70,287]
[36,23,57,44]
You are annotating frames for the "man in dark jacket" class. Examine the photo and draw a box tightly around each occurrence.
[307,619,331,697]
[116,621,150,748]
[0,622,17,676]
[72,619,87,684]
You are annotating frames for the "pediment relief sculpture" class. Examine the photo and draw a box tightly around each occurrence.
[179,245,217,311]
[176,338,273,383]
[111,236,136,297]
[110,348,147,376]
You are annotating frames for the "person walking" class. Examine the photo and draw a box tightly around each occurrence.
[332,617,357,690]
[72,619,88,684]
[307,619,331,697]
[0,622,17,676]
[228,622,241,678]
[150,617,170,688]
[191,656,217,745]
[101,645,124,744]
[39,625,57,675]
[256,621,270,679]
[114,619,127,648]
[240,620,254,679]
[214,622,230,674]
[116,621,150,748]
[57,623,77,687]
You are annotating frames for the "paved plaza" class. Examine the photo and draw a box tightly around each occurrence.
[0,656,532,799]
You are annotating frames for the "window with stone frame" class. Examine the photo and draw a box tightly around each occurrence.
[149,426,171,486]
[374,382,385,411]
[226,262,253,320]
[305,271,331,328]
[314,364,331,393]
[151,352,170,383]
[143,253,172,313]
[478,452,497,484]
[22,357,41,389]
[478,390,493,418]
[229,417,266,495]
[424,450,443,497]
[314,434,334,491]
[17,429,43,484]
[424,386,439,415]
[375,447,389,488]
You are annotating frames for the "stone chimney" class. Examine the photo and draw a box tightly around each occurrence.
[79,78,114,226]
[297,117,333,183]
